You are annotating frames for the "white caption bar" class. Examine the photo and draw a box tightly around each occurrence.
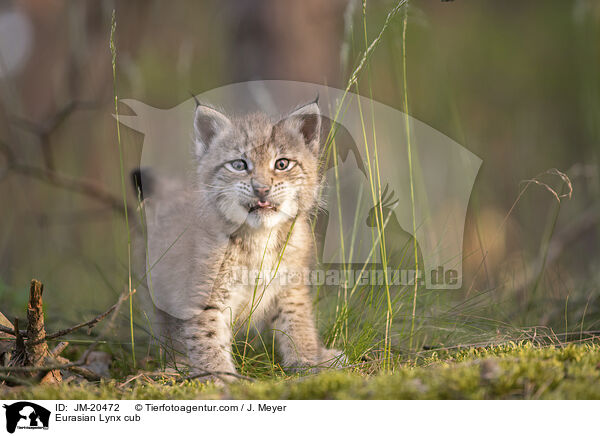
[0,400,597,435]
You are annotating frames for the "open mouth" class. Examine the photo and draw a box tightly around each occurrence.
[249,200,277,213]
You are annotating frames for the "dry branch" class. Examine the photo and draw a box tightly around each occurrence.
[0,283,135,386]
[26,280,48,366]
[51,341,69,357]
[23,280,62,383]
[54,356,101,381]
[37,293,129,344]
[0,325,27,337]
[0,360,87,373]
[1,288,135,345]
[13,318,25,364]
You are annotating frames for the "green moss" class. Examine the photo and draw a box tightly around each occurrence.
[2,343,599,400]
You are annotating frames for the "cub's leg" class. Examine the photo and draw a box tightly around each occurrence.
[183,306,237,382]
[271,286,344,372]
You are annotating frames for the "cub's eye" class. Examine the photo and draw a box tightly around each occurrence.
[274,158,294,171]
[225,159,248,172]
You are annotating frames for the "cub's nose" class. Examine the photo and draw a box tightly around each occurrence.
[251,179,270,199]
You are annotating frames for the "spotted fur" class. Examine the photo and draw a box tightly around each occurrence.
[135,101,344,382]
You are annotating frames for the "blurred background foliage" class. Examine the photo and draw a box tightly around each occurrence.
[0,0,598,359]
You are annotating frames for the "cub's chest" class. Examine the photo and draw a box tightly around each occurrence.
[224,230,288,273]
[220,233,289,315]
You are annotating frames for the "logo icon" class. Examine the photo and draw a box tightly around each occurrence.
[3,402,50,433]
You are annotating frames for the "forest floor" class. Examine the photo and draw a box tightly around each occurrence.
[3,342,600,400]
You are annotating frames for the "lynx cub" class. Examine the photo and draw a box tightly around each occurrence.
[135,100,343,381]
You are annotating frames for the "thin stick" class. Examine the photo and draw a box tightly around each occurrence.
[77,288,134,364]
[53,356,101,381]
[0,360,85,373]
[0,325,26,337]
[0,289,134,376]
[0,290,135,341]
[50,341,69,357]
[13,318,25,361]
[29,290,136,345]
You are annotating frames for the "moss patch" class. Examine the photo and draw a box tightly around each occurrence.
[3,343,599,400]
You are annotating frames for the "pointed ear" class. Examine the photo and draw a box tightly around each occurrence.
[194,104,232,155]
[279,102,321,152]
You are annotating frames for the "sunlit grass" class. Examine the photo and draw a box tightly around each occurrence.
[110,10,136,368]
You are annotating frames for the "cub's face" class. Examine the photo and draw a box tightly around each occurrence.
[194,103,322,229]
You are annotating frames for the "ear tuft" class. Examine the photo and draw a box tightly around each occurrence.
[281,101,321,152]
[194,104,231,156]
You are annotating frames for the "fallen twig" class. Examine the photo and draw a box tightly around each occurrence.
[29,290,136,345]
[0,326,27,337]
[51,341,69,357]
[0,360,83,373]
[0,288,134,382]
[54,356,101,382]
[12,318,25,365]
[0,290,135,342]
